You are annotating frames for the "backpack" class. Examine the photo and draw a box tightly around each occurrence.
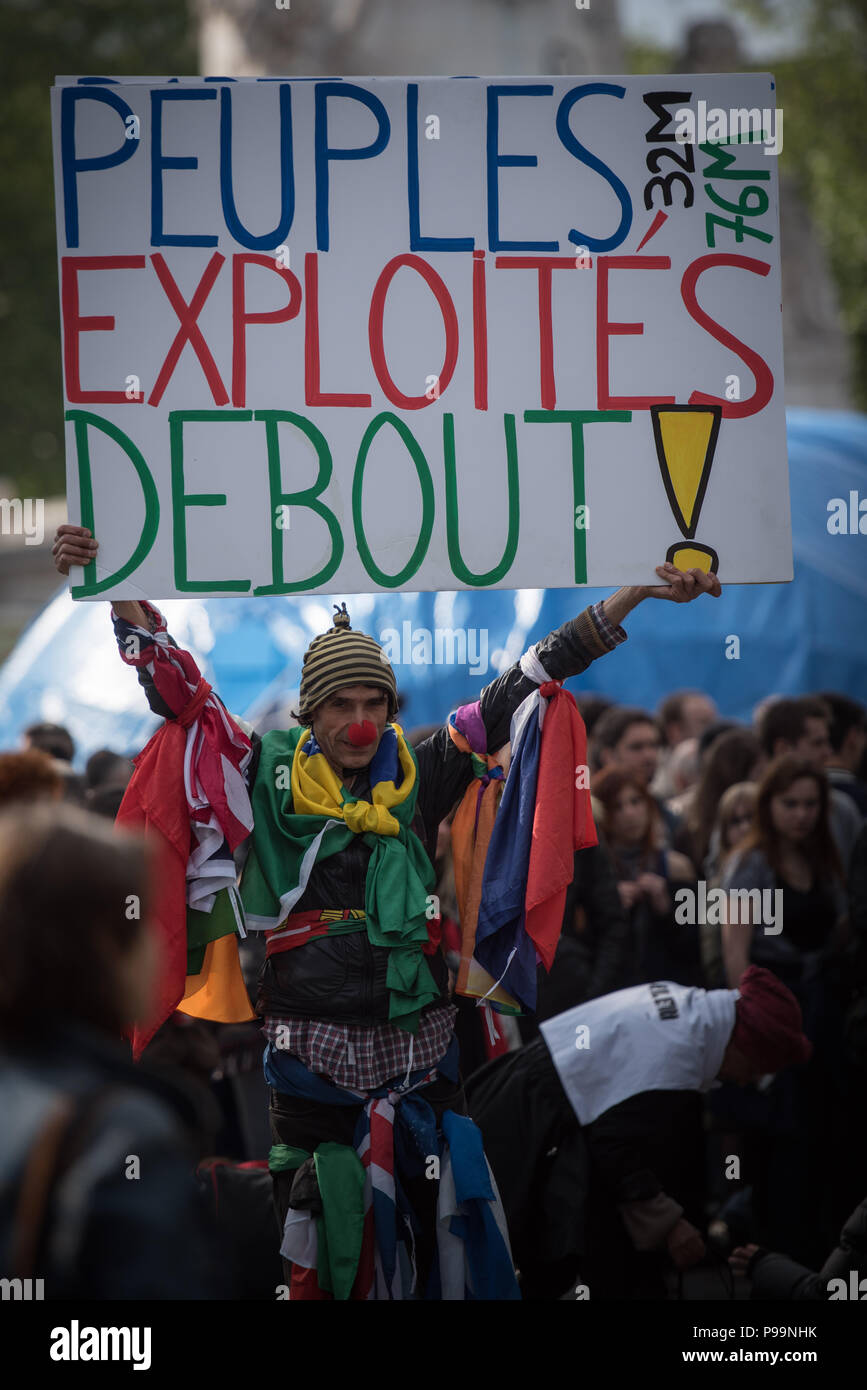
[6,1087,121,1284]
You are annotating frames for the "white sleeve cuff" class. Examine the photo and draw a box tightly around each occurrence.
[519,646,553,685]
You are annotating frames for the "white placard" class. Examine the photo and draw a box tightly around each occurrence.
[51,74,790,599]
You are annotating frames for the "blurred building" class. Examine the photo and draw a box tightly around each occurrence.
[194,0,625,77]
[0,4,854,662]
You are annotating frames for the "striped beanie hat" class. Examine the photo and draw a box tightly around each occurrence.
[297,603,398,726]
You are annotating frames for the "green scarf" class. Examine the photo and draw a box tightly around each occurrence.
[241,726,439,1033]
[269,1143,365,1300]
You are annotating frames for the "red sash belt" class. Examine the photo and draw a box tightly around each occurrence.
[265,909,364,957]
[265,907,443,958]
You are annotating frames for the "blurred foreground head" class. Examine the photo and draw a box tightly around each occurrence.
[0,749,64,809]
[0,803,155,1044]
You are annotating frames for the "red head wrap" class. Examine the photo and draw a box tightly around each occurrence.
[731,966,813,1073]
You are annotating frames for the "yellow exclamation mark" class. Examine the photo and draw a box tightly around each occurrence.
[650,404,722,574]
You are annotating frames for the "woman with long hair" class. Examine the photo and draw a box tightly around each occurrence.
[720,755,846,988]
[718,754,848,1266]
[592,765,700,987]
[674,727,765,871]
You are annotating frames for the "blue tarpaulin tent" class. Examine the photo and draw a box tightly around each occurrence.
[1,407,864,766]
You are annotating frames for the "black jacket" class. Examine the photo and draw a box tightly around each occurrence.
[0,1020,222,1299]
[748,1197,867,1299]
[134,608,615,1025]
[466,1035,705,1276]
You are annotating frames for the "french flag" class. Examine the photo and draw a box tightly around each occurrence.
[474,681,597,1013]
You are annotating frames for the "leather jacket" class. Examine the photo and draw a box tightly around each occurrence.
[134,606,619,1026]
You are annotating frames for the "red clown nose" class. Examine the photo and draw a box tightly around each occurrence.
[347,720,378,747]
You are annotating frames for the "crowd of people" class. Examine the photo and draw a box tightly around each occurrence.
[425,684,866,1295]
[0,530,864,1302]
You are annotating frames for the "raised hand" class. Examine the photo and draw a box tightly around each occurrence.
[646,562,722,602]
[52,524,98,575]
[52,524,147,625]
[600,563,722,629]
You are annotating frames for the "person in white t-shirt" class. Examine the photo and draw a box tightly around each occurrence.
[466,966,811,1299]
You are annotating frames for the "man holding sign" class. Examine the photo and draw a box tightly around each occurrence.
[54,522,719,1299]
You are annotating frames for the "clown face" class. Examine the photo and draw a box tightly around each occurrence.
[311,685,390,776]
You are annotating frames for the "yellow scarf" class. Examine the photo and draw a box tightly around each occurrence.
[290,723,418,836]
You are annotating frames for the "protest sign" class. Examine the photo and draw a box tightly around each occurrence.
[51,74,791,599]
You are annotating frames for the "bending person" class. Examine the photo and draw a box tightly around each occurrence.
[466,966,812,1300]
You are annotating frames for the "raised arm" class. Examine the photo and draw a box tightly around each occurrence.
[112,599,150,629]
[54,525,197,723]
[413,598,625,841]
[585,1092,707,1270]
[415,564,722,839]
